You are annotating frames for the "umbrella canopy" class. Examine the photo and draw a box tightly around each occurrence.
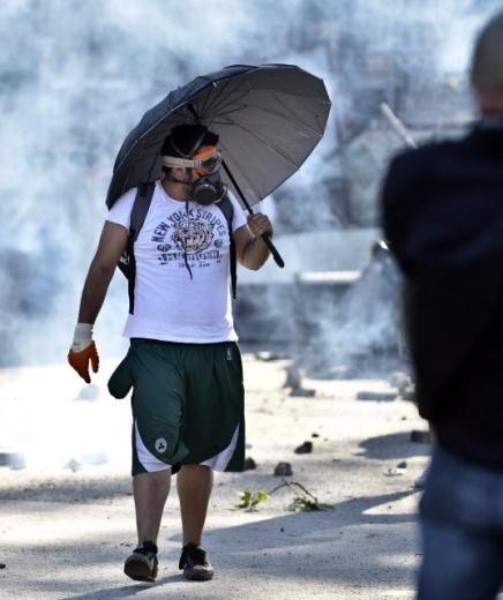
[106,63,331,210]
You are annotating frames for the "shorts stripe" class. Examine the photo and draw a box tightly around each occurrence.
[134,421,171,473]
[134,420,240,474]
[201,425,240,471]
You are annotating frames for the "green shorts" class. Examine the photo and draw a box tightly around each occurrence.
[108,339,245,476]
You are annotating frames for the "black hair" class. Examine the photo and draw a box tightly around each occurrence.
[161,123,219,158]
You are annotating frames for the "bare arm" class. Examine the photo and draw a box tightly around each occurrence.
[234,213,273,270]
[77,221,129,324]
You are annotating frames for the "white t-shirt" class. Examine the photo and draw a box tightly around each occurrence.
[107,181,247,343]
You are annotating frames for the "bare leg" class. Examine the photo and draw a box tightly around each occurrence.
[177,465,213,545]
[133,470,171,545]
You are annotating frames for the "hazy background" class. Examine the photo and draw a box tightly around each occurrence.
[0,0,501,367]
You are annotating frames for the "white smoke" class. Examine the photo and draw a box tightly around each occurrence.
[0,0,500,367]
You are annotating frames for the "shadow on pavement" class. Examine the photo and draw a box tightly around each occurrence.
[61,574,181,599]
[173,489,419,584]
[1,489,420,598]
[357,432,430,461]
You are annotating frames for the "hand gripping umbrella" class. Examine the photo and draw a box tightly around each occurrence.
[106,63,331,268]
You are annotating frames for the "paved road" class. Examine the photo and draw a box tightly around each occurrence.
[0,355,429,599]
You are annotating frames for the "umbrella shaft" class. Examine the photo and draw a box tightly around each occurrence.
[222,159,284,268]
[262,234,285,268]
[222,160,254,215]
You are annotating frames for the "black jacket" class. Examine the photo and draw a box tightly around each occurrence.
[381,124,503,467]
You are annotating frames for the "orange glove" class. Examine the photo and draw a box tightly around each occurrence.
[68,323,99,383]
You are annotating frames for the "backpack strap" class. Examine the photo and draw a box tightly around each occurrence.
[118,181,155,314]
[216,195,237,299]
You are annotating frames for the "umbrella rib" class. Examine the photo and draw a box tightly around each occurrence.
[224,122,311,169]
[230,101,326,143]
[196,80,251,123]
[201,87,329,133]
[267,92,329,133]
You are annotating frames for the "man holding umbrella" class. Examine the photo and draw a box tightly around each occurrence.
[68,122,273,582]
[66,63,330,583]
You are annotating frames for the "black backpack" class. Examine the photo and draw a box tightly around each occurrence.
[116,181,237,314]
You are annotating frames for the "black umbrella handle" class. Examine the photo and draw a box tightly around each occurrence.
[261,233,285,268]
[222,160,285,268]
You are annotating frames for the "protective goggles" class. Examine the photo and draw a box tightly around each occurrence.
[162,146,222,175]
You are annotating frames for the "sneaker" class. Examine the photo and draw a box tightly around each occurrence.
[124,541,158,582]
[179,542,214,581]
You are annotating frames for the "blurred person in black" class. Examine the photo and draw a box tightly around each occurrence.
[381,10,503,599]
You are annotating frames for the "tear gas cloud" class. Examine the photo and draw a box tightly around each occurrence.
[0,0,500,368]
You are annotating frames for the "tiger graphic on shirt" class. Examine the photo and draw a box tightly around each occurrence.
[152,207,227,268]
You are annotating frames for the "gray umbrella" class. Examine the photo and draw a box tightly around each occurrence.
[106,63,331,267]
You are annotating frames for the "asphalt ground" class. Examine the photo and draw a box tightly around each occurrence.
[0,354,431,599]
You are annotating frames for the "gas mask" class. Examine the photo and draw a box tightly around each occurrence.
[162,145,227,205]
[190,170,227,205]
